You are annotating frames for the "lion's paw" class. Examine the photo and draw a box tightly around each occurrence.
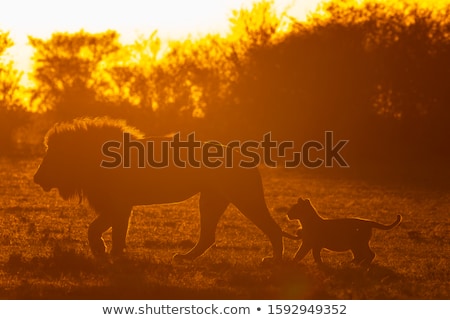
[260,256,283,267]
[172,253,195,263]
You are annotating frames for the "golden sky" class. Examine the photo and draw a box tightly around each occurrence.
[1,0,445,75]
[0,0,322,73]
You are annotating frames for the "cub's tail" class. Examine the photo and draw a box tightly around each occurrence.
[372,215,402,230]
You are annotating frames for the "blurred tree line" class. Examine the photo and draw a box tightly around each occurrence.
[0,31,28,153]
[0,0,449,178]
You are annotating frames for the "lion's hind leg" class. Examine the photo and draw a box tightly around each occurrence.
[173,192,229,261]
[235,202,284,262]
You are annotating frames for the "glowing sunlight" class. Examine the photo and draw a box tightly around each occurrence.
[1,0,322,77]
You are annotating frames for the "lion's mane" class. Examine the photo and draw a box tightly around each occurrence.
[45,117,144,149]
[43,117,144,206]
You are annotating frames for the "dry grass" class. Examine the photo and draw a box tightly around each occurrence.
[0,158,448,299]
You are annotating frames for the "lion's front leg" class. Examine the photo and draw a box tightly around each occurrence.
[88,215,112,257]
[111,208,132,257]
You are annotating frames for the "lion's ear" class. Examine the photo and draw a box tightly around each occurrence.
[304,198,311,204]
[297,197,303,203]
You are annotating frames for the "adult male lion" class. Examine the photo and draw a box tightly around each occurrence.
[34,117,284,262]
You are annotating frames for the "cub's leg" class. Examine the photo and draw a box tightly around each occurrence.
[352,242,375,266]
[293,243,312,262]
[359,246,375,266]
[350,249,364,264]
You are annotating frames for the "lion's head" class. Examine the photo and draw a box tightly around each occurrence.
[34,117,144,200]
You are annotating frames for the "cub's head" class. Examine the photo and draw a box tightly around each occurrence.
[287,197,316,221]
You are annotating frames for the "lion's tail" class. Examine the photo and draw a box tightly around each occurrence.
[371,215,402,230]
[282,231,301,240]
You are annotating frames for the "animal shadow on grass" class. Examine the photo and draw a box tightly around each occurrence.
[4,245,147,299]
[5,244,96,278]
[264,260,403,299]
[3,244,235,299]
[3,245,402,299]
[324,263,403,299]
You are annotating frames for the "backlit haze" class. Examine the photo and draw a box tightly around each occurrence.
[0,0,322,81]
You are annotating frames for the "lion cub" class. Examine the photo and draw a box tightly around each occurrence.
[287,198,402,266]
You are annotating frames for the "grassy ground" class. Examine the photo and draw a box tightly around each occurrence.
[0,158,448,299]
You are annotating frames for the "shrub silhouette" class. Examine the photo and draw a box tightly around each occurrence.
[4,0,450,176]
